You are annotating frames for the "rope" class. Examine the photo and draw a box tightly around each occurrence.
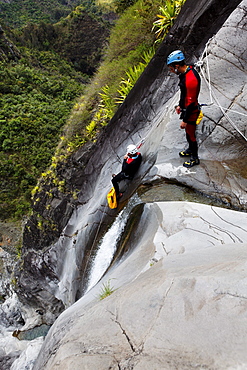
[89,135,149,264]
[87,38,247,279]
[195,41,247,142]
[89,136,148,263]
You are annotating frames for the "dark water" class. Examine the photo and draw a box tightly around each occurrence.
[138,180,233,209]
[13,324,51,341]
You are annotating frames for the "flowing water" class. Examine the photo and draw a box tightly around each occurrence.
[0,179,239,368]
[86,194,142,292]
[85,180,231,293]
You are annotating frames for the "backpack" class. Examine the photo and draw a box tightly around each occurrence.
[107,187,118,209]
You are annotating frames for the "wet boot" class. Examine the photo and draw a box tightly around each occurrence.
[179,148,192,157]
[183,157,200,168]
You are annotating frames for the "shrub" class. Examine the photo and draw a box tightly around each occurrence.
[152,0,186,41]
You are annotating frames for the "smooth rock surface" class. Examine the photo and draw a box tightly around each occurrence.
[16,0,246,317]
[11,0,247,367]
[147,0,247,208]
[34,201,247,370]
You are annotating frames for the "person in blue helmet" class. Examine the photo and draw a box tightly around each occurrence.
[112,144,142,199]
[167,50,201,168]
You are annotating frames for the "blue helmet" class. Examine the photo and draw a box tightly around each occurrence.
[167,50,185,65]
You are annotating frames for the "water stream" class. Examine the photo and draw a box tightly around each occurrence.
[86,194,142,292]
[85,179,232,293]
[0,179,240,368]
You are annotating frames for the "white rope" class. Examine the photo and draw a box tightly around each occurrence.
[195,41,247,142]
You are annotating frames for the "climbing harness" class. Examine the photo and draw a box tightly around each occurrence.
[84,37,247,283]
[195,40,247,142]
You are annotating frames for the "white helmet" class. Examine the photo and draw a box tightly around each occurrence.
[127,144,137,155]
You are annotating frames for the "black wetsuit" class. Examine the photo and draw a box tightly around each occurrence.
[112,153,142,197]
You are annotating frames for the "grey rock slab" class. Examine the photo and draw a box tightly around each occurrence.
[145,0,247,210]
[18,0,247,316]
[34,202,247,370]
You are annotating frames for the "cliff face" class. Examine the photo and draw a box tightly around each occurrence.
[0,24,20,61]
[16,0,246,324]
[33,202,247,369]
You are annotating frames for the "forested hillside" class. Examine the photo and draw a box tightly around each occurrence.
[0,3,111,220]
[0,46,87,219]
[0,0,85,28]
[0,0,185,222]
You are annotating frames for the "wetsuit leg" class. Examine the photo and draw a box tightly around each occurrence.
[185,123,198,158]
[112,172,127,196]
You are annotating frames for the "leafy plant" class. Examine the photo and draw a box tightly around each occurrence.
[116,47,155,104]
[99,279,116,300]
[0,0,186,221]
[152,0,186,41]
[99,85,116,120]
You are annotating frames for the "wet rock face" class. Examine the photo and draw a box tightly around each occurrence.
[18,0,246,316]
[22,0,244,251]
[149,0,247,210]
[0,355,19,370]
[33,201,247,370]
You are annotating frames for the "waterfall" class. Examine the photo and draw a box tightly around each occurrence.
[86,194,142,292]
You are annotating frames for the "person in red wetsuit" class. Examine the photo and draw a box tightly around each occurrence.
[112,144,142,199]
[167,50,201,168]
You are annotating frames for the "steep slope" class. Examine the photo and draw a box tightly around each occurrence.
[15,0,245,322]
[0,25,20,61]
[0,0,82,28]
[0,7,111,220]
[4,0,247,368]
[33,202,247,369]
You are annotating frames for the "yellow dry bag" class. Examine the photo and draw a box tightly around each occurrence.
[107,187,118,209]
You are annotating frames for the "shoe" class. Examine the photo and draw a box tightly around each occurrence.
[179,149,192,157]
[183,158,200,168]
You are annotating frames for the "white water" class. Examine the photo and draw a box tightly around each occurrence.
[86,194,142,292]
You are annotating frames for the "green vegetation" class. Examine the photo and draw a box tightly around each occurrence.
[0,0,186,221]
[0,0,76,28]
[152,0,186,42]
[0,0,106,28]
[112,0,137,13]
[0,49,85,220]
[8,6,110,75]
[60,0,165,151]
[99,279,116,300]
[60,0,186,153]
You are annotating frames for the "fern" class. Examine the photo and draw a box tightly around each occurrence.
[116,47,155,104]
[152,0,186,41]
